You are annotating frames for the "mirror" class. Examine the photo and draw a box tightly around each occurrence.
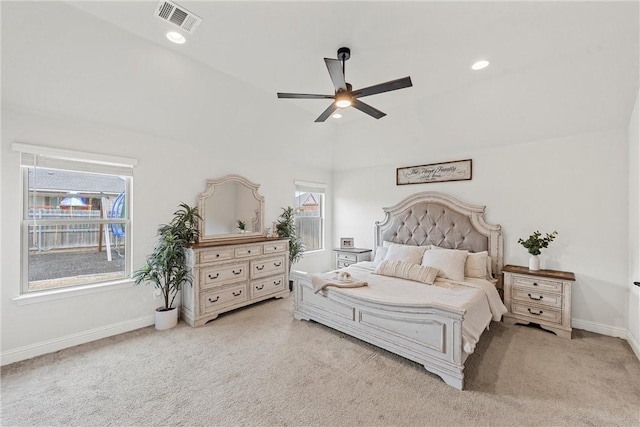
[197,175,265,242]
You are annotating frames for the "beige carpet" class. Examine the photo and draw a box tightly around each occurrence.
[1,296,639,426]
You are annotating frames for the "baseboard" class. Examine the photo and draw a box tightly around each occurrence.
[627,330,640,362]
[571,318,627,339]
[0,315,154,366]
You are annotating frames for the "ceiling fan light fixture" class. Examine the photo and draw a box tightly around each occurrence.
[335,92,352,108]
[332,113,343,119]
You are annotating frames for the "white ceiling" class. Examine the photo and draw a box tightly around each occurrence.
[3,1,639,169]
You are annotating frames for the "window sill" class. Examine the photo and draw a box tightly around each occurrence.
[12,278,134,305]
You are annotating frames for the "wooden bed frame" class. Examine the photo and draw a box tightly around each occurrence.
[292,191,503,390]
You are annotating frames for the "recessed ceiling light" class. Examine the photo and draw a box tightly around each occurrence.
[332,113,343,119]
[471,60,490,71]
[166,31,186,44]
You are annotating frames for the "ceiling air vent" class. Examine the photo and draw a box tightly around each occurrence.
[154,1,202,34]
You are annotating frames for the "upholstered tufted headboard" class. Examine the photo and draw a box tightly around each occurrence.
[374,192,503,280]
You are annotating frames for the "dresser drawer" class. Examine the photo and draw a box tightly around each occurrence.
[201,262,247,288]
[199,248,234,263]
[511,275,563,293]
[512,302,562,324]
[235,245,262,257]
[263,241,287,255]
[512,288,562,308]
[251,256,286,278]
[338,253,358,262]
[251,275,286,298]
[200,284,247,313]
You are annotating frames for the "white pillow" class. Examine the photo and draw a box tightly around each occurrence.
[465,251,489,279]
[373,247,388,264]
[383,243,427,265]
[421,248,468,281]
[374,259,438,285]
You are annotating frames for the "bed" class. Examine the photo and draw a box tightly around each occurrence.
[292,191,507,390]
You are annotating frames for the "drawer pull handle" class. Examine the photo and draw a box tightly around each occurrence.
[532,282,538,286]
[256,265,265,271]
[274,280,281,286]
[216,254,220,258]
[256,284,264,290]
[232,290,242,297]
[208,296,219,303]
[274,262,282,267]
[208,273,219,280]
[527,308,543,316]
[528,293,543,301]
[248,250,251,253]
[232,269,242,275]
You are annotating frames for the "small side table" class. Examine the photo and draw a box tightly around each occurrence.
[333,248,372,269]
[502,264,576,339]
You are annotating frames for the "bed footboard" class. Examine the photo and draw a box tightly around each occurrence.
[291,271,467,390]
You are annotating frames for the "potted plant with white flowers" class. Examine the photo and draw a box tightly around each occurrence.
[133,203,201,330]
[518,230,558,271]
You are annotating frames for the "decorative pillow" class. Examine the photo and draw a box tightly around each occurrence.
[383,242,427,265]
[373,247,388,264]
[421,248,468,281]
[374,259,438,285]
[465,251,489,279]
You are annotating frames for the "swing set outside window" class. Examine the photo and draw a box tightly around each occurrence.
[15,144,135,294]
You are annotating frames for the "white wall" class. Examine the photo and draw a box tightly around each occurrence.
[0,108,333,364]
[628,90,640,357]
[333,130,630,336]
[0,0,335,363]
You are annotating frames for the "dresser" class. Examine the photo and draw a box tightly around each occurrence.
[333,248,372,269]
[502,264,576,339]
[181,237,289,327]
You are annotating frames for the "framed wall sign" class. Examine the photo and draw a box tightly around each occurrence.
[340,237,354,249]
[397,159,472,185]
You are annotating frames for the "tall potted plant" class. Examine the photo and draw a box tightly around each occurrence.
[133,203,201,330]
[276,206,305,290]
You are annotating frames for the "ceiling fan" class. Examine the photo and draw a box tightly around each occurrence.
[277,47,413,122]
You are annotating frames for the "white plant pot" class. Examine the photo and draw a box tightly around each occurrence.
[155,307,178,330]
[528,255,540,271]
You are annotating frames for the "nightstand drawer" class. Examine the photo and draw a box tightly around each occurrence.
[511,275,563,293]
[338,253,358,262]
[337,260,354,268]
[512,288,562,308]
[512,302,562,324]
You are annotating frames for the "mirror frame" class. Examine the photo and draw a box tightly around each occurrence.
[197,174,265,242]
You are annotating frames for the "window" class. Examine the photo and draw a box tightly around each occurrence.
[294,181,325,252]
[14,143,136,293]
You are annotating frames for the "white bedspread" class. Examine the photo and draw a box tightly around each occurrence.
[312,261,507,354]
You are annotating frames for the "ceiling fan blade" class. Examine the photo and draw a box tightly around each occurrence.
[352,99,386,119]
[352,76,413,98]
[277,93,334,99]
[324,58,347,92]
[314,103,339,123]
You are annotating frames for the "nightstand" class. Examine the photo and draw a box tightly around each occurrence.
[502,264,576,339]
[333,248,372,269]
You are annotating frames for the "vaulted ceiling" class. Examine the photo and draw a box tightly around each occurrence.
[3,1,639,170]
